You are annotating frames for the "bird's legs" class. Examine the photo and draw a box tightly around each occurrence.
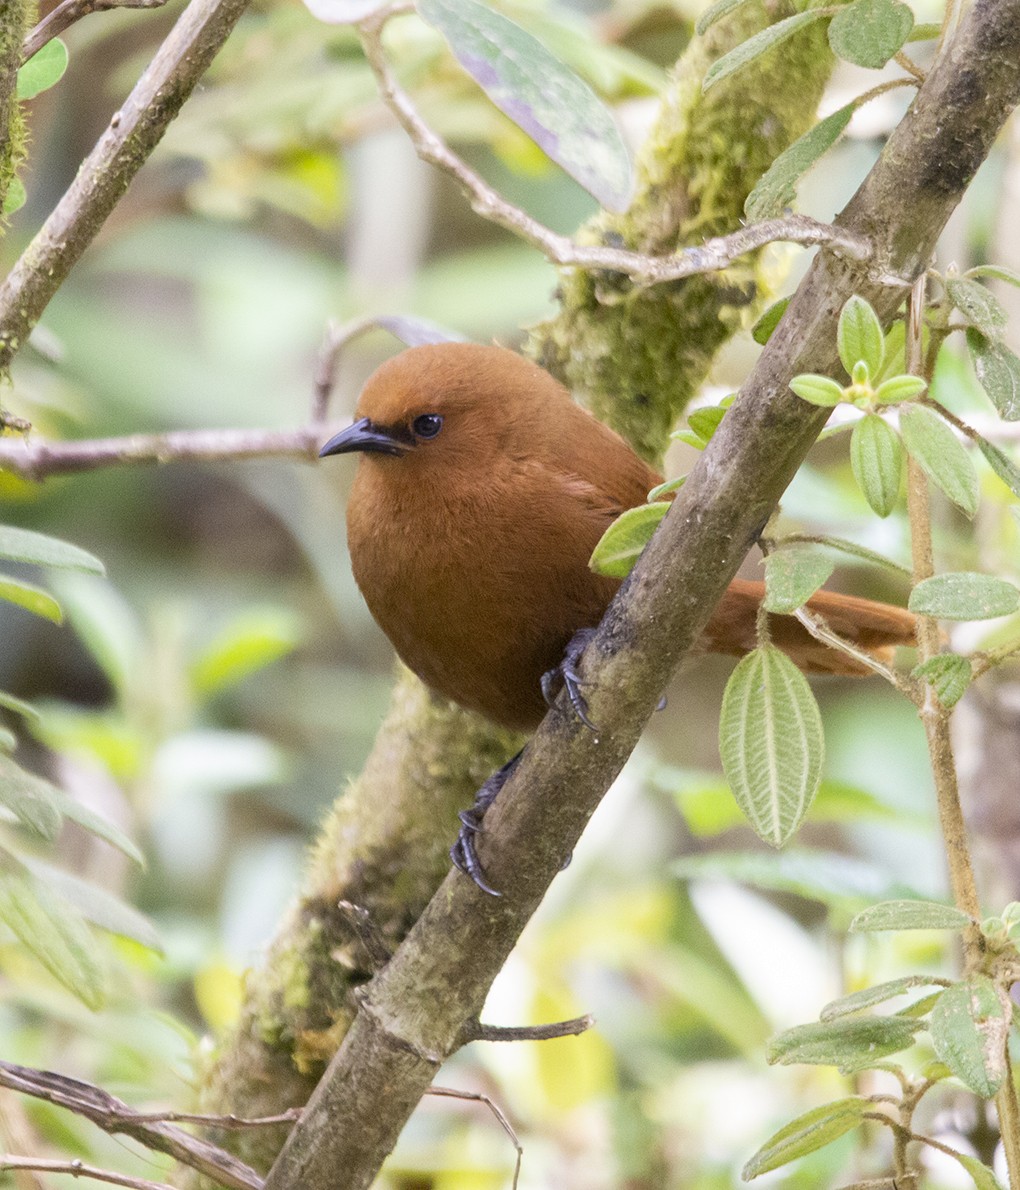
[450,751,522,896]
[541,627,598,731]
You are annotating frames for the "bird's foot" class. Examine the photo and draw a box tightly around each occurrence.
[541,627,598,731]
[450,752,522,897]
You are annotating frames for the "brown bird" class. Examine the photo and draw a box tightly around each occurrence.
[320,342,916,887]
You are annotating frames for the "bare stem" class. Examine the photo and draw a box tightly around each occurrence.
[356,12,872,285]
[20,0,170,63]
[0,1156,177,1190]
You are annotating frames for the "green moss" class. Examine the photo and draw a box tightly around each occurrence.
[527,2,834,466]
[0,0,32,225]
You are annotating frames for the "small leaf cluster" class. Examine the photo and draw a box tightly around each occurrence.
[743,899,1015,1184]
[698,0,932,219]
[5,40,69,218]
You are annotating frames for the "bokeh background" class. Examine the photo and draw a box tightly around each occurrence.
[3,0,1020,1184]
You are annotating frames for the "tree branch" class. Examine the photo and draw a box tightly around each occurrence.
[261,2,1020,1185]
[20,0,171,64]
[0,0,253,376]
[0,1157,176,1190]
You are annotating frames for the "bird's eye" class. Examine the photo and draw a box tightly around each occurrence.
[412,413,444,440]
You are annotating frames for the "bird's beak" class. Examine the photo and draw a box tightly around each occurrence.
[318,418,410,458]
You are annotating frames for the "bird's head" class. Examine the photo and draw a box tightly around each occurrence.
[318,342,568,472]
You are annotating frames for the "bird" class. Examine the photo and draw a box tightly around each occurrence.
[319,342,917,889]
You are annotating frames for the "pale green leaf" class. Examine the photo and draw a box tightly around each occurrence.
[745,104,854,221]
[752,298,789,345]
[946,277,1008,340]
[899,404,979,517]
[828,0,913,68]
[967,328,1020,420]
[48,574,141,701]
[703,11,829,90]
[873,319,907,384]
[24,860,161,953]
[838,295,885,378]
[976,437,1020,499]
[47,788,145,867]
[696,0,756,35]
[906,21,940,40]
[418,0,633,210]
[966,264,1020,289]
[763,546,834,614]
[850,414,902,517]
[909,572,1020,621]
[0,526,104,574]
[780,534,911,576]
[16,40,69,101]
[647,475,685,501]
[0,692,39,723]
[930,976,1007,1098]
[718,646,824,848]
[849,899,972,931]
[911,654,972,708]
[2,177,26,216]
[742,1098,869,1179]
[0,575,62,623]
[873,374,926,404]
[0,863,104,1009]
[687,406,726,443]
[0,754,62,840]
[766,1016,920,1072]
[191,608,302,698]
[790,374,845,407]
[589,502,669,578]
[954,1153,1007,1190]
[0,727,14,753]
[821,976,950,1021]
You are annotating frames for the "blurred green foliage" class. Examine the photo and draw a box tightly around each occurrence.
[2,0,1019,1184]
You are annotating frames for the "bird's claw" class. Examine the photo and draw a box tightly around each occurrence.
[542,628,599,732]
[450,753,521,897]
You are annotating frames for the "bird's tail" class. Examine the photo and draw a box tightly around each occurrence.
[701,578,917,676]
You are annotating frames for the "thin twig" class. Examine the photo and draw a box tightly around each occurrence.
[126,1108,301,1130]
[792,605,914,695]
[337,900,393,969]
[0,1156,176,1190]
[0,0,253,375]
[357,11,872,285]
[0,425,329,481]
[467,1015,594,1043]
[893,51,926,83]
[426,1086,521,1190]
[0,1062,263,1190]
[20,0,169,63]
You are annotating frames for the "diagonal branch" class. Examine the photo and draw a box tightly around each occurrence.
[0,0,253,376]
[261,2,1020,1187]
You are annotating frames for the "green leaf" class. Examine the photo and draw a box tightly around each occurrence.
[930,976,1008,1097]
[2,177,26,217]
[976,437,1020,500]
[751,299,790,345]
[703,10,830,90]
[0,754,63,840]
[912,654,972,708]
[906,21,941,40]
[790,374,845,407]
[873,320,907,384]
[0,862,104,1009]
[589,502,669,578]
[838,295,885,378]
[967,328,1020,420]
[821,976,950,1022]
[0,727,14,753]
[647,475,685,501]
[766,1016,920,1072]
[849,899,973,931]
[966,264,1020,289]
[0,575,62,623]
[827,0,913,67]
[191,608,302,698]
[850,414,902,517]
[780,534,911,577]
[0,526,104,574]
[873,374,926,404]
[47,788,145,867]
[745,104,855,221]
[718,646,824,848]
[741,1098,869,1179]
[687,406,726,444]
[696,0,756,36]
[16,39,69,101]
[909,572,1020,621]
[946,277,1008,340]
[763,546,834,614]
[899,405,979,517]
[418,0,633,210]
[955,1153,1007,1190]
[0,691,39,724]
[49,574,141,701]
[23,860,161,953]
